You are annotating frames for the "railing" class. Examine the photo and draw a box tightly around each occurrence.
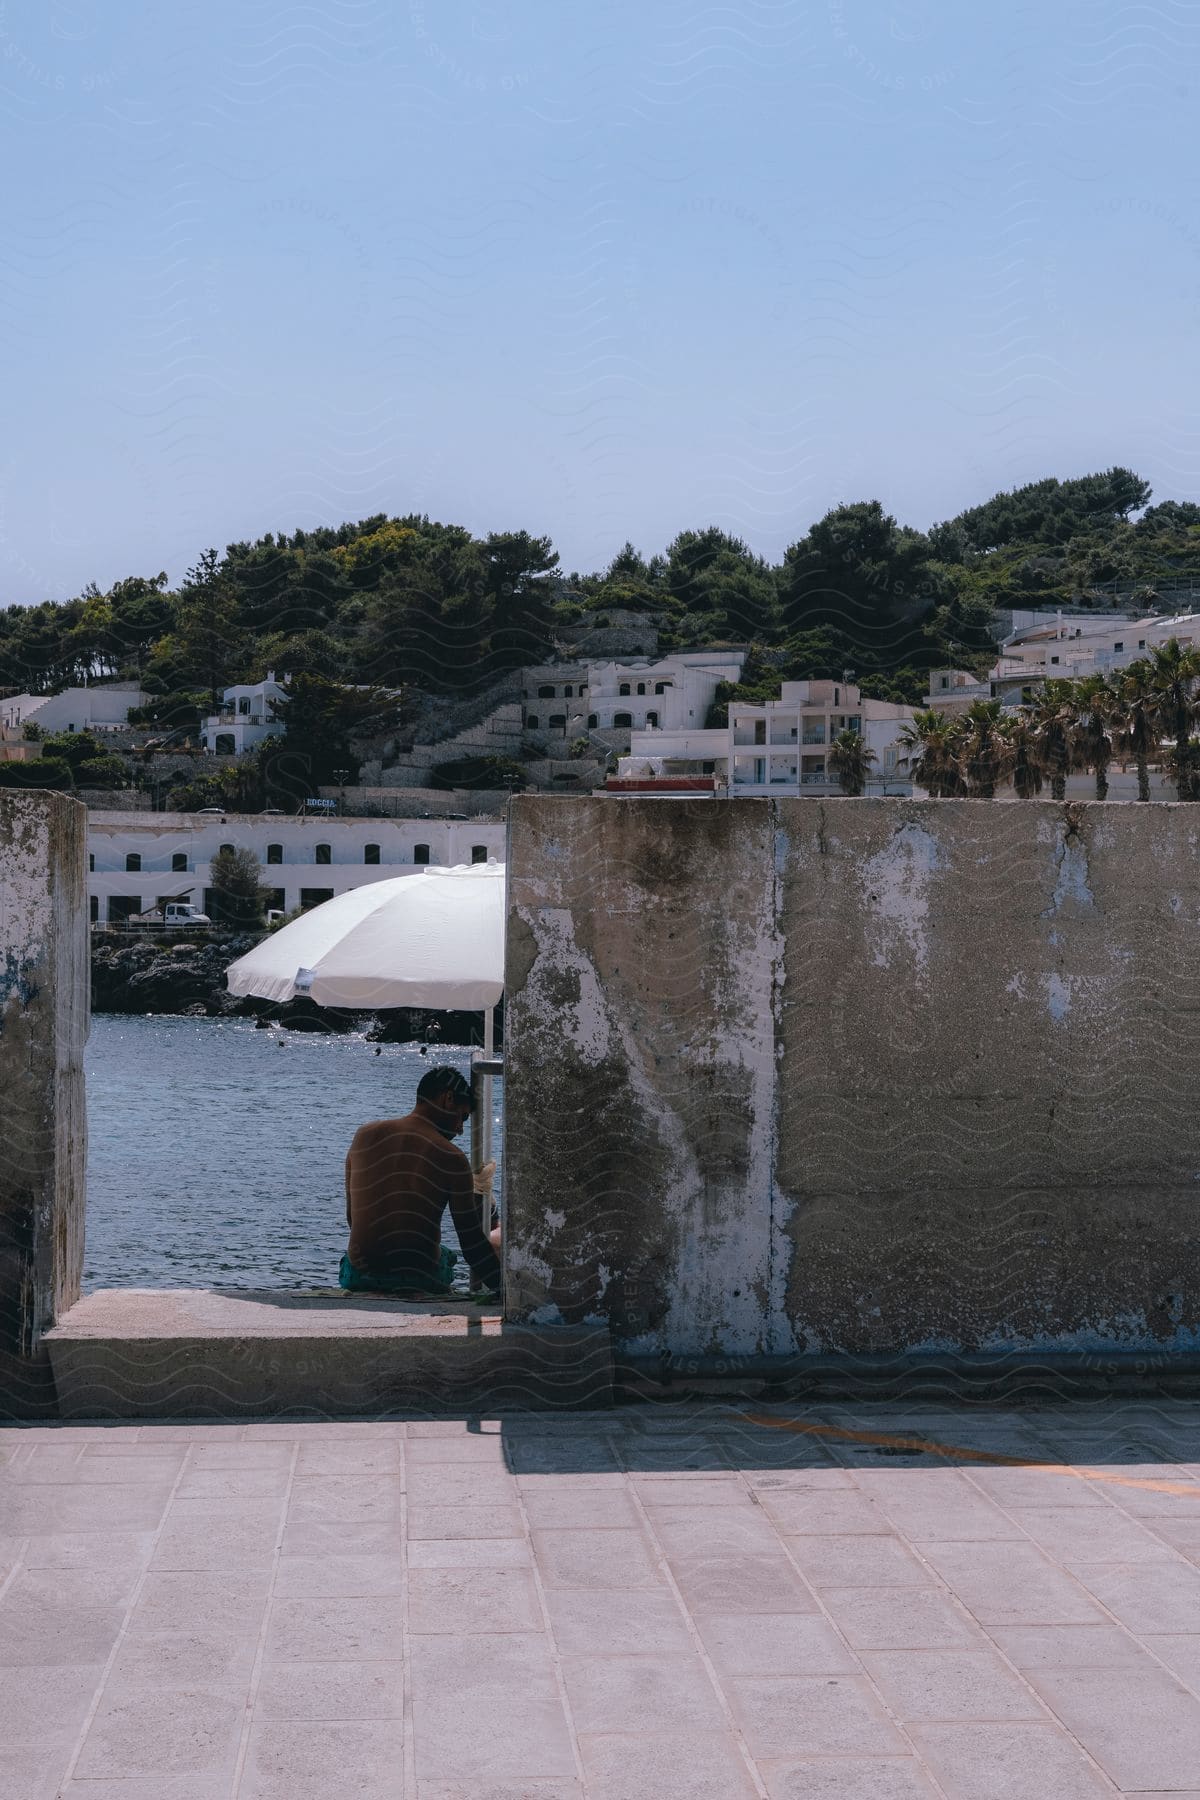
[801,732,826,745]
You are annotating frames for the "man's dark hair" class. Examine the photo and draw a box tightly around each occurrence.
[417,1066,473,1105]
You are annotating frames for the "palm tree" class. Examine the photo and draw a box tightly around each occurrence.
[1071,673,1117,801]
[1000,712,1045,799]
[898,710,966,798]
[1148,637,1200,800]
[1112,660,1160,802]
[1027,679,1077,801]
[957,700,1012,799]
[827,728,877,796]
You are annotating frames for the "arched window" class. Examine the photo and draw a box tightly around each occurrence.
[220,843,235,857]
[525,714,539,730]
[654,681,668,695]
[266,843,283,865]
[646,711,659,728]
[413,843,430,865]
[172,852,187,873]
[637,682,646,695]
[314,842,331,866]
[588,714,598,730]
[125,852,141,873]
[537,684,555,699]
[619,682,631,697]
[471,845,488,864]
[364,843,380,865]
[614,711,633,728]
[564,684,573,698]
[549,713,567,730]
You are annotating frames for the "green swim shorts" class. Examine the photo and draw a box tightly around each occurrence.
[338,1246,458,1295]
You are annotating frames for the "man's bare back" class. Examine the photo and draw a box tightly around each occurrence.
[343,1071,500,1292]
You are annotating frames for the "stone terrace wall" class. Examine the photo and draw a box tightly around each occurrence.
[0,792,89,1413]
[504,795,1200,1363]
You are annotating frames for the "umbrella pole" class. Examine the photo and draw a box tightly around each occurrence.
[482,1005,494,1167]
[472,1008,499,1250]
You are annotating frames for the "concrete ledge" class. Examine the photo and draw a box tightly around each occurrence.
[616,1350,1200,1404]
[45,1289,614,1418]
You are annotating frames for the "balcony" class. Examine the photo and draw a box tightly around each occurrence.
[801,732,826,746]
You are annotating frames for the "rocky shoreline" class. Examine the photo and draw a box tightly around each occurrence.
[90,929,496,1042]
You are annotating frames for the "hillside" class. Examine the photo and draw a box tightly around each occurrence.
[4,466,1199,808]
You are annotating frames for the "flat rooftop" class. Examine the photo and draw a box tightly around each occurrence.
[3,1399,1200,1795]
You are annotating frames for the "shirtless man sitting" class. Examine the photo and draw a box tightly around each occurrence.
[340,1066,501,1297]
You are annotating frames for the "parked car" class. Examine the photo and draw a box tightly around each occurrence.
[128,901,212,929]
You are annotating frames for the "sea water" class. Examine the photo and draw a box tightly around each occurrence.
[83,1014,502,1290]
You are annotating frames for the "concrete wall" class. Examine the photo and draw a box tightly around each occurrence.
[504,795,1200,1365]
[0,793,89,1412]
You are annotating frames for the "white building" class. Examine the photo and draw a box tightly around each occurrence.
[522,649,746,744]
[0,682,147,735]
[726,681,914,795]
[88,812,505,925]
[200,674,288,755]
[611,679,916,796]
[927,609,1200,711]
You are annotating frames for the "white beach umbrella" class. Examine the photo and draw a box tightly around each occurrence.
[225,861,505,1011]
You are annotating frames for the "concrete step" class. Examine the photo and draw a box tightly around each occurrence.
[44,1289,614,1418]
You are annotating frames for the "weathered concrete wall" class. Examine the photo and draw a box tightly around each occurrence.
[505,796,1200,1363]
[0,793,89,1411]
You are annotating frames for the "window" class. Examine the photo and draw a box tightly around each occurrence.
[299,888,334,911]
[266,843,283,865]
[220,843,234,857]
[646,711,659,728]
[265,888,285,913]
[834,687,840,706]
[125,852,141,873]
[364,843,380,865]
[172,853,187,873]
[88,853,95,872]
[940,676,949,690]
[702,761,715,774]
[619,682,631,697]
[238,697,250,715]
[1050,656,1059,665]
[549,713,567,729]
[525,715,539,730]
[636,682,646,695]
[1139,639,1146,649]
[413,843,430,865]
[1114,642,1124,652]
[614,711,632,728]
[564,685,573,698]
[89,896,99,923]
[215,734,235,755]
[754,720,766,745]
[537,684,555,699]
[655,681,667,695]
[314,842,331,865]
[588,713,597,729]
[471,845,488,864]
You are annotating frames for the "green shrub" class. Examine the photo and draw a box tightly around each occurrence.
[0,757,74,790]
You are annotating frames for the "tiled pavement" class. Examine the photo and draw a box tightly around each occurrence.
[2,1402,1200,1798]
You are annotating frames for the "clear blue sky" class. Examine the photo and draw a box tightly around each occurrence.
[2,1,1197,602]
